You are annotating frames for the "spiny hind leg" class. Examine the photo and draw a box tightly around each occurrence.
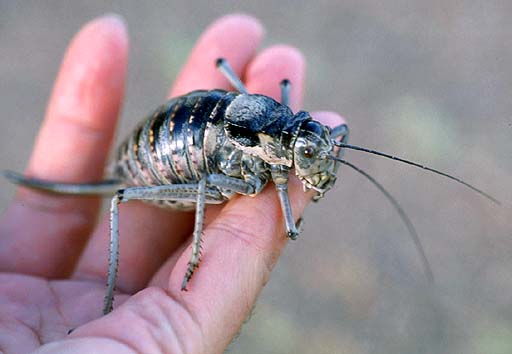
[182,179,206,291]
[105,177,257,313]
[105,183,226,314]
[216,58,248,94]
[182,174,259,290]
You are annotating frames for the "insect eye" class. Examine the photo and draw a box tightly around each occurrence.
[303,147,315,158]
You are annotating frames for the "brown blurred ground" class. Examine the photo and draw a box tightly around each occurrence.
[1,1,511,353]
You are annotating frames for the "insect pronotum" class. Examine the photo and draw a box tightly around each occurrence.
[4,58,500,315]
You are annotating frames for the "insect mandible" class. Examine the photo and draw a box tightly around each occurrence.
[4,58,500,315]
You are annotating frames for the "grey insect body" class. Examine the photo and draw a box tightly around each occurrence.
[106,69,348,312]
[4,58,499,316]
[112,89,311,209]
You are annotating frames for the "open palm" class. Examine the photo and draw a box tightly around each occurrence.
[0,14,343,354]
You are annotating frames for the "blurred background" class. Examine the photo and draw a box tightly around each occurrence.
[1,1,511,353]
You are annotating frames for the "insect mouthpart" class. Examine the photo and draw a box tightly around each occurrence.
[293,120,341,199]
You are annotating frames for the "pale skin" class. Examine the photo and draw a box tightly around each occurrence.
[0,14,345,354]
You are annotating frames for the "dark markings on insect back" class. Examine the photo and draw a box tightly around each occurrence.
[190,90,227,136]
[171,96,196,181]
[150,101,175,184]
[188,91,228,176]
[205,91,239,173]
[161,97,186,184]
[147,106,173,184]
[182,92,205,181]
[186,96,206,180]
[138,111,166,184]
[208,91,238,124]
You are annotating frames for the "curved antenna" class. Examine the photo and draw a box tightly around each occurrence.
[332,142,500,205]
[328,156,435,283]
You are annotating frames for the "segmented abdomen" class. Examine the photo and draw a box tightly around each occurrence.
[111,89,238,188]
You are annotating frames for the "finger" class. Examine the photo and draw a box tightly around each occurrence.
[0,15,128,277]
[74,14,265,294]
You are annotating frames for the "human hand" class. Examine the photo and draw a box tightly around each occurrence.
[0,14,344,353]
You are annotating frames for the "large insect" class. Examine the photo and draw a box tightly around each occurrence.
[4,58,499,316]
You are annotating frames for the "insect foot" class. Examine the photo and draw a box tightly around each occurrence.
[181,262,200,291]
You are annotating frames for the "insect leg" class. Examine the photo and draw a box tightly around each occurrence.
[330,124,349,143]
[182,179,206,291]
[215,58,248,94]
[330,124,350,159]
[182,175,259,290]
[104,183,225,314]
[276,183,301,240]
[206,173,257,194]
[280,79,291,107]
[271,166,300,240]
[105,192,121,314]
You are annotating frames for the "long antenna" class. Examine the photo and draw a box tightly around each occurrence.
[329,157,434,282]
[332,142,500,205]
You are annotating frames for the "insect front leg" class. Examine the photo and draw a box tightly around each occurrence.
[270,165,301,240]
[330,123,350,158]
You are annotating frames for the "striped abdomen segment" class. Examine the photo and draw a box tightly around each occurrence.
[112,90,238,187]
